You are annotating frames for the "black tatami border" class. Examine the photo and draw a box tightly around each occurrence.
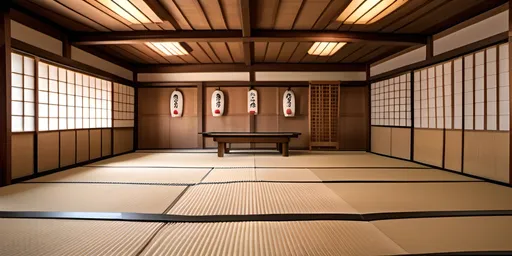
[1,210,512,223]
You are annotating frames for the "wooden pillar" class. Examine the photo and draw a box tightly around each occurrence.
[426,35,434,60]
[366,64,371,152]
[133,74,139,151]
[508,0,512,185]
[62,35,71,59]
[197,83,204,148]
[0,6,11,186]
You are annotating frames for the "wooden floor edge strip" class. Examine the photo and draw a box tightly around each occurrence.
[1,210,512,223]
[85,165,432,169]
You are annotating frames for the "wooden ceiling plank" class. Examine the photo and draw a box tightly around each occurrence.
[176,51,200,64]
[209,42,234,63]
[226,42,244,63]
[287,42,313,63]
[379,0,447,33]
[27,0,109,31]
[254,42,267,62]
[55,0,131,31]
[143,0,181,30]
[130,44,170,64]
[290,0,306,29]
[348,44,383,63]
[199,42,222,63]
[199,0,228,29]
[313,0,351,30]
[326,43,363,63]
[219,0,242,29]
[339,44,378,63]
[256,0,281,29]
[160,0,193,30]
[361,46,405,64]
[174,0,212,30]
[105,45,147,64]
[292,0,331,30]
[276,42,299,62]
[263,42,282,63]
[188,42,214,63]
[300,51,319,63]
[274,0,303,30]
[121,44,161,63]
[13,0,96,32]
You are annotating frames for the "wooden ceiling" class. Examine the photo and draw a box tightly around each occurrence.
[12,0,508,66]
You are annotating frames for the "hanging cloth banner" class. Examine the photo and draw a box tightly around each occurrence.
[283,89,295,117]
[248,89,258,115]
[170,90,183,117]
[211,89,225,117]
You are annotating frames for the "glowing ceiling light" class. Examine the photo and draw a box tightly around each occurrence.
[97,0,163,24]
[337,0,408,24]
[146,42,192,56]
[308,42,347,56]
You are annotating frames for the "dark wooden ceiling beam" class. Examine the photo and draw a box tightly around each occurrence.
[135,63,366,73]
[71,30,427,46]
[143,0,181,30]
[239,0,253,66]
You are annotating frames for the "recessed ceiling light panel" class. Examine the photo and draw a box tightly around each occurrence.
[97,0,163,24]
[146,42,192,56]
[308,42,347,56]
[337,0,408,25]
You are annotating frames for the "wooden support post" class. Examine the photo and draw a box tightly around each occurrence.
[282,142,289,157]
[62,35,71,58]
[218,142,225,157]
[197,83,204,148]
[0,6,11,186]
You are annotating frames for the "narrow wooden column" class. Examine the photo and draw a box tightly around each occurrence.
[197,83,204,148]
[508,0,512,185]
[0,7,11,186]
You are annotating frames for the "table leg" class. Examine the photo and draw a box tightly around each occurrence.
[277,143,282,153]
[225,143,229,153]
[282,142,289,157]
[218,142,225,157]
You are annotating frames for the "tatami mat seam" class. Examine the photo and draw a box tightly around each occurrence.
[135,223,169,256]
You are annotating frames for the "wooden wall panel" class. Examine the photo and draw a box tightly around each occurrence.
[138,116,170,149]
[138,87,198,149]
[464,131,509,183]
[76,130,89,163]
[38,132,59,172]
[205,87,250,148]
[114,128,134,154]
[371,126,391,155]
[391,128,411,160]
[102,129,112,157]
[414,129,444,167]
[60,131,76,167]
[11,133,34,179]
[339,86,367,150]
[445,130,462,172]
[89,129,102,160]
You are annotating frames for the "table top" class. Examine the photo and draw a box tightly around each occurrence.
[200,132,301,137]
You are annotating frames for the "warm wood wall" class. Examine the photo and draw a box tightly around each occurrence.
[137,85,368,150]
[138,87,198,149]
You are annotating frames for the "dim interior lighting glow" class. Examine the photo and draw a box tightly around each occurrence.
[307,42,347,56]
[146,42,191,56]
[337,0,408,24]
[97,0,163,24]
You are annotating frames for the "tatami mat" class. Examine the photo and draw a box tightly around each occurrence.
[168,183,358,215]
[254,151,424,168]
[326,182,512,213]
[0,183,186,213]
[203,168,321,182]
[91,152,255,168]
[202,168,256,182]
[311,168,477,181]
[28,166,210,184]
[0,218,163,256]
[141,221,407,256]
[374,216,512,254]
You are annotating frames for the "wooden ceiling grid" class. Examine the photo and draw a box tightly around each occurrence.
[13,0,508,66]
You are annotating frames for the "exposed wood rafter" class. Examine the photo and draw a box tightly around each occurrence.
[135,63,366,73]
[71,30,427,46]
[240,0,253,66]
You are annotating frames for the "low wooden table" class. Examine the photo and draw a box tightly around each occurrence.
[200,132,301,157]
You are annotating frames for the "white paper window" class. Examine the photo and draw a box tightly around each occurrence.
[486,46,497,130]
[11,53,35,132]
[114,83,134,128]
[498,43,509,131]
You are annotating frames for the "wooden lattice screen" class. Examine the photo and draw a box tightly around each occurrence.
[309,81,340,150]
